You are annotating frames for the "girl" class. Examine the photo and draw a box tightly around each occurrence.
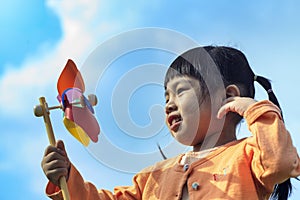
[42,46,300,199]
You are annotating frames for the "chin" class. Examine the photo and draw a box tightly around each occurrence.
[177,134,207,147]
[174,134,197,146]
[172,126,199,146]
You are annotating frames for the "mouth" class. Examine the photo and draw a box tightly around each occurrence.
[167,114,182,132]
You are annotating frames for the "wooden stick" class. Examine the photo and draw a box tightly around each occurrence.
[48,105,63,110]
[38,97,70,200]
[48,101,84,111]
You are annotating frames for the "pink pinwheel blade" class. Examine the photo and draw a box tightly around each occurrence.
[64,105,100,143]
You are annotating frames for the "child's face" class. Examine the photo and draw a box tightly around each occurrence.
[165,76,224,146]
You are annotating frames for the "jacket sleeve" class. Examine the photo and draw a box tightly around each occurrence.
[244,100,300,192]
[46,164,148,200]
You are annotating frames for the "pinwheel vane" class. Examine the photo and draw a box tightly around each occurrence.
[34,59,100,200]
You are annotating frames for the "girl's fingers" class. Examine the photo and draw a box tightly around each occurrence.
[56,140,67,155]
[44,145,67,158]
[217,97,257,119]
[42,147,69,172]
[217,101,234,119]
[217,97,238,118]
[43,150,68,164]
[44,158,69,171]
[45,167,69,186]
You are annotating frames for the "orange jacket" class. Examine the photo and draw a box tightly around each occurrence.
[46,100,300,199]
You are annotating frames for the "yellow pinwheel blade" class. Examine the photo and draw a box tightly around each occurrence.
[63,117,90,146]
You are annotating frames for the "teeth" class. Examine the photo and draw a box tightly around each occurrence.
[171,117,181,125]
[172,119,177,125]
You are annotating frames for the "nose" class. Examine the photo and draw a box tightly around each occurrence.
[165,99,177,114]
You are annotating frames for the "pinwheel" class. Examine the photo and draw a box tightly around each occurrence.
[34,59,100,200]
[56,59,100,146]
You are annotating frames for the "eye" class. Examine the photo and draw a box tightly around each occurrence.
[176,87,187,96]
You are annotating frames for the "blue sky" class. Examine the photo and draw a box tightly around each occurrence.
[1,0,300,199]
[0,1,61,73]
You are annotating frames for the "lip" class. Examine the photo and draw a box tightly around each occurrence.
[167,114,182,132]
[170,120,181,132]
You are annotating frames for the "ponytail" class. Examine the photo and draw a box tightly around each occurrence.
[254,75,292,200]
[254,75,281,112]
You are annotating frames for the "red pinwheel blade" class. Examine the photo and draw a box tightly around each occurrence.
[57,59,85,97]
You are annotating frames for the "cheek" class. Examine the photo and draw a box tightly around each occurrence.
[181,96,201,113]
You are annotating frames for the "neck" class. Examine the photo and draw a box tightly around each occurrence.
[193,122,237,152]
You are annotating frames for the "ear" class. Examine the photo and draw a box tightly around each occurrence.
[225,84,241,98]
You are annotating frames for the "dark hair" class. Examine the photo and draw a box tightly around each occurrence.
[164,46,292,199]
[165,46,255,100]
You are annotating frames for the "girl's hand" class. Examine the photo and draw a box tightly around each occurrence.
[217,97,257,119]
[41,140,70,187]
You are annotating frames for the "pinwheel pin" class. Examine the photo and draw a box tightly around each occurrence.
[34,59,100,200]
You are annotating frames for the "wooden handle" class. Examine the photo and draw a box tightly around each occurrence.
[38,97,71,200]
[39,97,56,145]
[60,176,70,200]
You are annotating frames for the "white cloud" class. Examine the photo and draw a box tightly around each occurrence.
[0,0,122,117]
